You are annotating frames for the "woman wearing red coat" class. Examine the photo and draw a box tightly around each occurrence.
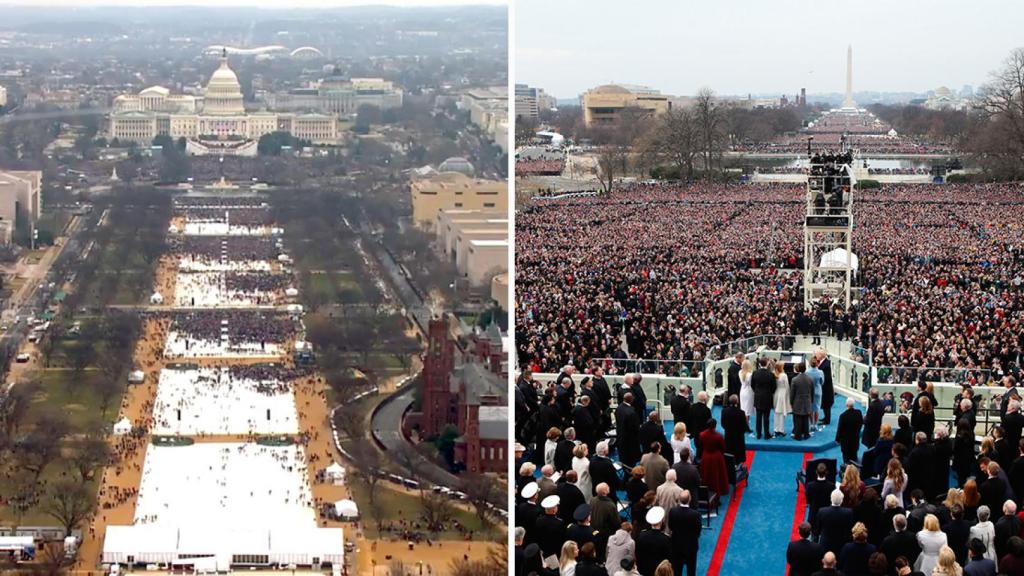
[699,419,730,497]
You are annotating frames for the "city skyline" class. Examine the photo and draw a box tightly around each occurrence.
[517,0,1024,99]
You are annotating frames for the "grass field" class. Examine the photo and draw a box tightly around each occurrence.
[347,478,500,541]
[26,368,121,432]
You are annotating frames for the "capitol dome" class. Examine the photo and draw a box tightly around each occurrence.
[203,49,245,116]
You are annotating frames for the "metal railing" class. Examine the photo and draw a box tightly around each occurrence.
[592,357,705,378]
[875,365,996,386]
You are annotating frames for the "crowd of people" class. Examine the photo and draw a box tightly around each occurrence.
[514,358,1024,576]
[172,235,279,262]
[516,182,1024,382]
[518,159,567,176]
[172,310,295,343]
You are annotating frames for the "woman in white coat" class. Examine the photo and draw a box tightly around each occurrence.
[968,505,997,567]
[739,359,755,430]
[772,360,791,437]
[571,443,593,503]
[915,514,948,575]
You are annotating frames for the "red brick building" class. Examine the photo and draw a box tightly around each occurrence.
[413,315,507,474]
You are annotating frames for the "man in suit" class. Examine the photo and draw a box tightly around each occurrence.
[556,470,586,525]
[635,506,672,576]
[689,390,712,439]
[815,350,835,425]
[534,393,563,466]
[816,489,854,555]
[537,465,558,502]
[556,376,576,423]
[554,427,577,473]
[943,504,971,566]
[565,504,596,551]
[619,373,647,421]
[980,461,1009,519]
[590,482,620,536]
[668,491,702,576]
[994,500,1020,560]
[727,353,744,399]
[640,442,670,492]
[879,514,921,570]
[751,357,776,440]
[639,411,671,458]
[1003,399,1024,450]
[615,392,642,466]
[721,394,748,464]
[861,388,885,449]
[590,367,612,432]
[589,441,620,500]
[573,396,597,453]
[671,445,701,498]
[835,398,864,463]
[790,363,814,440]
[655,469,685,513]
[670,385,692,435]
[906,432,936,498]
[787,522,825,576]
[805,463,833,537]
[999,375,1019,419]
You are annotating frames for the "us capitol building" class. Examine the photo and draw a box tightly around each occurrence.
[108,50,350,156]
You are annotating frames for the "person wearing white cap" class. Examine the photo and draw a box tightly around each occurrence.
[515,482,542,546]
[535,494,567,559]
[635,506,672,576]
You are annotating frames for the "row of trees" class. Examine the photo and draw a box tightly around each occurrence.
[592,88,736,191]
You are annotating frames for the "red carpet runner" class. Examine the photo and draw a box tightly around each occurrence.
[707,449,756,576]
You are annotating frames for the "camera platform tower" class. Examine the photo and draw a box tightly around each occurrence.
[803,138,856,312]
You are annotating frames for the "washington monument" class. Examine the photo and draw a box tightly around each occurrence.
[843,44,856,109]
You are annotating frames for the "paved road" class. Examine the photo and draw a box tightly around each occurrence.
[370,384,460,484]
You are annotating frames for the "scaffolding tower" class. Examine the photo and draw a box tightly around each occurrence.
[803,140,856,311]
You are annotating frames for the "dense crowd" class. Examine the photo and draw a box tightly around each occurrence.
[181,207,272,226]
[225,272,291,294]
[172,310,295,343]
[514,360,1024,576]
[171,236,279,261]
[516,182,1024,380]
[518,159,567,176]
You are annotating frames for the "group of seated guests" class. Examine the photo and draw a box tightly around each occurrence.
[180,207,272,225]
[225,272,291,293]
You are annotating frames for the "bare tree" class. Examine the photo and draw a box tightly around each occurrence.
[42,480,94,537]
[70,434,111,484]
[418,488,455,532]
[460,473,499,525]
[648,107,701,179]
[448,545,506,576]
[694,87,727,178]
[972,47,1024,178]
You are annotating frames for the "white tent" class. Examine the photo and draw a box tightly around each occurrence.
[128,370,145,383]
[150,292,164,304]
[334,499,358,519]
[285,287,299,297]
[113,417,132,435]
[324,463,346,485]
[819,248,859,273]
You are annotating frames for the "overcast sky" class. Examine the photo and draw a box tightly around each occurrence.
[0,0,503,6]
[516,0,1024,99]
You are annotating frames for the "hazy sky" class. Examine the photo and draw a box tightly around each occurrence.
[516,0,1024,99]
[0,0,504,6]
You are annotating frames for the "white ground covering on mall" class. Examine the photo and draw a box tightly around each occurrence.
[102,443,342,566]
[163,331,282,358]
[178,258,272,272]
[152,367,298,435]
[174,272,278,308]
[179,222,272,236]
